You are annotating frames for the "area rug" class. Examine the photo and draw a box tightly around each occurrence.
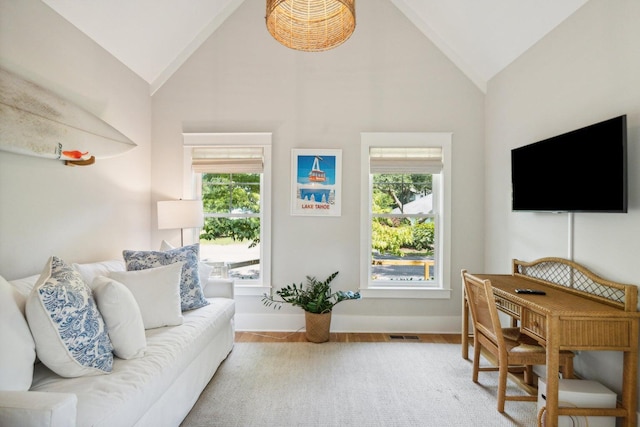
[180,342,538,427]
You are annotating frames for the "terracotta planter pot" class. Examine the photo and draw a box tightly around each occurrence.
[304,311,332,343]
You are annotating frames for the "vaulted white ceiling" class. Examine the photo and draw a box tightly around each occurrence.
[41,0,588,94]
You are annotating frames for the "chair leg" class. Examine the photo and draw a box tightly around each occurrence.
[497,360,508,413]
[472,338,481,383]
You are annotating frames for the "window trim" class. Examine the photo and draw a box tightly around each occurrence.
[360,132,452,299]
[183,133,272,295]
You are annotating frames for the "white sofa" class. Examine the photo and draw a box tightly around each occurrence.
[0,258,235,427]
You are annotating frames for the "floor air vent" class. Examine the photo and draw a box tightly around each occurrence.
[389,335,420,341]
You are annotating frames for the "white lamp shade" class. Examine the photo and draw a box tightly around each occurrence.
[157,200,204,230]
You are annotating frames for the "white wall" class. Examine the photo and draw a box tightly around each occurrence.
[485,0,640,395]
[3,0,637,407]
[0,0,152,279]
[151,0,485,332]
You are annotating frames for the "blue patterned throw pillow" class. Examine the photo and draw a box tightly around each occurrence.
[123,244,209,311]
[25,256,113,377]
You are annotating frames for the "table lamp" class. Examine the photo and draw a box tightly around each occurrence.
[157,200,204,246]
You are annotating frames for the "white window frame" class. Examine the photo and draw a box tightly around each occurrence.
[360,132,452,299]
[183,132,272,296]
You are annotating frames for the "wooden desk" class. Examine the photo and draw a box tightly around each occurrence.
[461,258,639,427]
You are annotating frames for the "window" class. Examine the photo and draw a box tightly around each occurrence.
[183,133,271,293]
[360,133,451,299]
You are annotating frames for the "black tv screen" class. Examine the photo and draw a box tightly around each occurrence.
[511,115,627,213]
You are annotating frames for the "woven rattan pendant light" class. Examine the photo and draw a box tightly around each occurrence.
[266,0,356,52]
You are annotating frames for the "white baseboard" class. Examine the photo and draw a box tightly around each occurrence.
[235,313,461,334]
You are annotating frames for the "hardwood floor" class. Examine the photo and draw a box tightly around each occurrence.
[235,331,461,343]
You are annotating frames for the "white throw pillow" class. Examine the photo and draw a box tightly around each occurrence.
[109,263,183,329]
[199,262,213,291]
[0,276,36,390]
[123,244,209,311]
[25,256,113,378]
[159,239,174,252]
[91,276,146,359]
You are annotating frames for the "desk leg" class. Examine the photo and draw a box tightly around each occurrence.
[543,315,561,427]
[621,319,639,427]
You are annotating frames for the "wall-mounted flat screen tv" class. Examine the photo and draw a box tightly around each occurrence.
[511,115,627,213]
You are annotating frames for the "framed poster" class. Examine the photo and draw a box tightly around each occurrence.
[291,149,342,216]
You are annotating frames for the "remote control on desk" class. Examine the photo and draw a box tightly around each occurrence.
[515,289,546,295]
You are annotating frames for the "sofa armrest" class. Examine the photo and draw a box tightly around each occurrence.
[0,391,77,427]
[203,278,234,299]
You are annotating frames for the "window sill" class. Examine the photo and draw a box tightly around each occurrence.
[359,287,452,299]
[234,284,271,297]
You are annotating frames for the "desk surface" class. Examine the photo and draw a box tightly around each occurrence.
[475,273,634,318]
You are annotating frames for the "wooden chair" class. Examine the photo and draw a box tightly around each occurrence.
[461,270,575,413]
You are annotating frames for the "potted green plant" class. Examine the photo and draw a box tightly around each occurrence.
[262,271,360,343]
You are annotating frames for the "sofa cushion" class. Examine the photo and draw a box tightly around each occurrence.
[109,263,184,329]
[0,390,77,427]
[92,276,146,359]
[123,244,209,311]
[25,256,113,378]
[72,259,126,286]
[8,274,40,299]
[0,276,36,391]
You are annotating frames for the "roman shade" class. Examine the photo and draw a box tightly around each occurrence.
[369,147,443,174]
[191,146,264,174]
